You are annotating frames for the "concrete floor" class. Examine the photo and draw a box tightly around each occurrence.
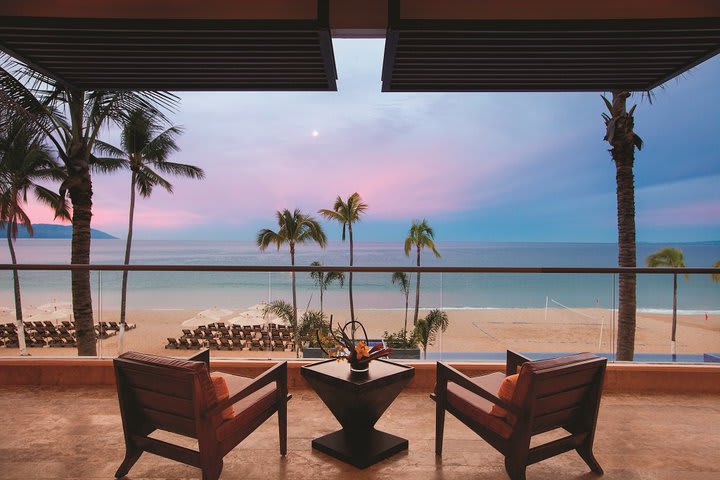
[0,386,718,480]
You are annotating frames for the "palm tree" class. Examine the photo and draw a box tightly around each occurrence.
[404,219,441,326]
[413,309,449,359]
[257,209,327,356]
[712,260,720,283]
[0,59,177,355]
[94,108,204,354]
[0,111,69,356]
[602,91,644,361]
[262,300,326,355]
[319,192,368,323]
[645,247,686,355]
[392,271,411,333]
[309,261,344,315]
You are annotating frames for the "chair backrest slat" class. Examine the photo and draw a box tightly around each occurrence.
[131,387,196,418]
[532,406,582,433]
[534,384,592,417]
[140,406,197,437]
[120,366,195,399]
[533,363,601,397]
[523,356,606,434]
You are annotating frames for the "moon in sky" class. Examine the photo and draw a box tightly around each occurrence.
[311,130,320,137]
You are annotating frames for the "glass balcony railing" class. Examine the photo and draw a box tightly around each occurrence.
[1,264,718,363]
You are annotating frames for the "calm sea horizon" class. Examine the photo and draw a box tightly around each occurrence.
[1,239,718,313]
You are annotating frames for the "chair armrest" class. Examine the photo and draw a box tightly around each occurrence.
[436,362,520,415]
[189,348,210,368]
[206,361,288,417]
[506,350,531,377]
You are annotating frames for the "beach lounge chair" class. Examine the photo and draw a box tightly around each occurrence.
[188,338,203,349]
[433,350,607,480]
[182,329,193,338]
[219,338,234,350]
[113,349,289,480]
[165,338,180,349]
[61,320,72,328]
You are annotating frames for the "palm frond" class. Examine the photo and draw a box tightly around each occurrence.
[135,166,172,197]
[257,228,283,251]
[141,125,183,161]
[392,272,410,293]
[90,155,129,174]
[32,184,70,220]
[152,161,204,180]
[93,139,127,159]
[645,247,685,268]
[263,300,295,327]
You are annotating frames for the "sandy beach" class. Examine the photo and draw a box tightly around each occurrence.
[1,306,718,359]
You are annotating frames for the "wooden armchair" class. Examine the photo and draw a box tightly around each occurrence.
[113,349,290,480]
[433,351,607,480]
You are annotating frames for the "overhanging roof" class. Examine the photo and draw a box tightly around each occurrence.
[0,1,337,91]
[382,0,720,92]
[1,0,720,93]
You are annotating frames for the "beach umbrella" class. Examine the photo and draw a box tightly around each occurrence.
[182,307,234,327]
[228,303,281,326]
[181,313,215,328]
[197,307,232,319]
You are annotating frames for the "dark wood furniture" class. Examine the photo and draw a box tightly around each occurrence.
[301,358,414,469]
[113,349,290,480]
[433,350,607,480]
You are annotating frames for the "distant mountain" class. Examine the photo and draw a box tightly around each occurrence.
[0,223,117,239]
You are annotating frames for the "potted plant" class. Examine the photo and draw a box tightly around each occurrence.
[317,316,392,376]
[382,328,421,359]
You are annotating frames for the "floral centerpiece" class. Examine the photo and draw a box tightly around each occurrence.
[318,316,392,374]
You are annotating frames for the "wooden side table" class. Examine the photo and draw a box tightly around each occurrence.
[301,358,415,469]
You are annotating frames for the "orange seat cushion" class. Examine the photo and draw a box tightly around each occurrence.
[445,372,514,439]
[211,375,235,421]
[490,373,519,418]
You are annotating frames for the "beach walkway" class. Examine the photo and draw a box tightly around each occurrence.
[0,386,717,479]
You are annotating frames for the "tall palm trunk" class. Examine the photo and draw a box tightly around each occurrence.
[289,243,299,357]
[118,171,137,354]
[7,222,28,355]
[413,246,421,326]
[67,89,96,356]
[671,273,678,355]
[404,291,409,333]
[610,90,637,361]
[319,286,324,315]
[348,223,355,323]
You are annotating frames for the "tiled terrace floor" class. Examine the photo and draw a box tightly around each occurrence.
[0,386,718,480]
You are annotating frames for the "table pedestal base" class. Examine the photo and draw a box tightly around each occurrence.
[311,428,408,469]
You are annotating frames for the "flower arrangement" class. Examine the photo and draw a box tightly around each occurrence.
[318,316,392,372]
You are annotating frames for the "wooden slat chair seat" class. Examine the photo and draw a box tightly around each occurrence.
[114,349,289,480]
[433,350,607,480]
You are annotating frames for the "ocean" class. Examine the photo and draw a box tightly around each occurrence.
[1,240,718,313]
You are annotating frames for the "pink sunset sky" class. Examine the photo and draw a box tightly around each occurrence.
[23,39,720,243]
